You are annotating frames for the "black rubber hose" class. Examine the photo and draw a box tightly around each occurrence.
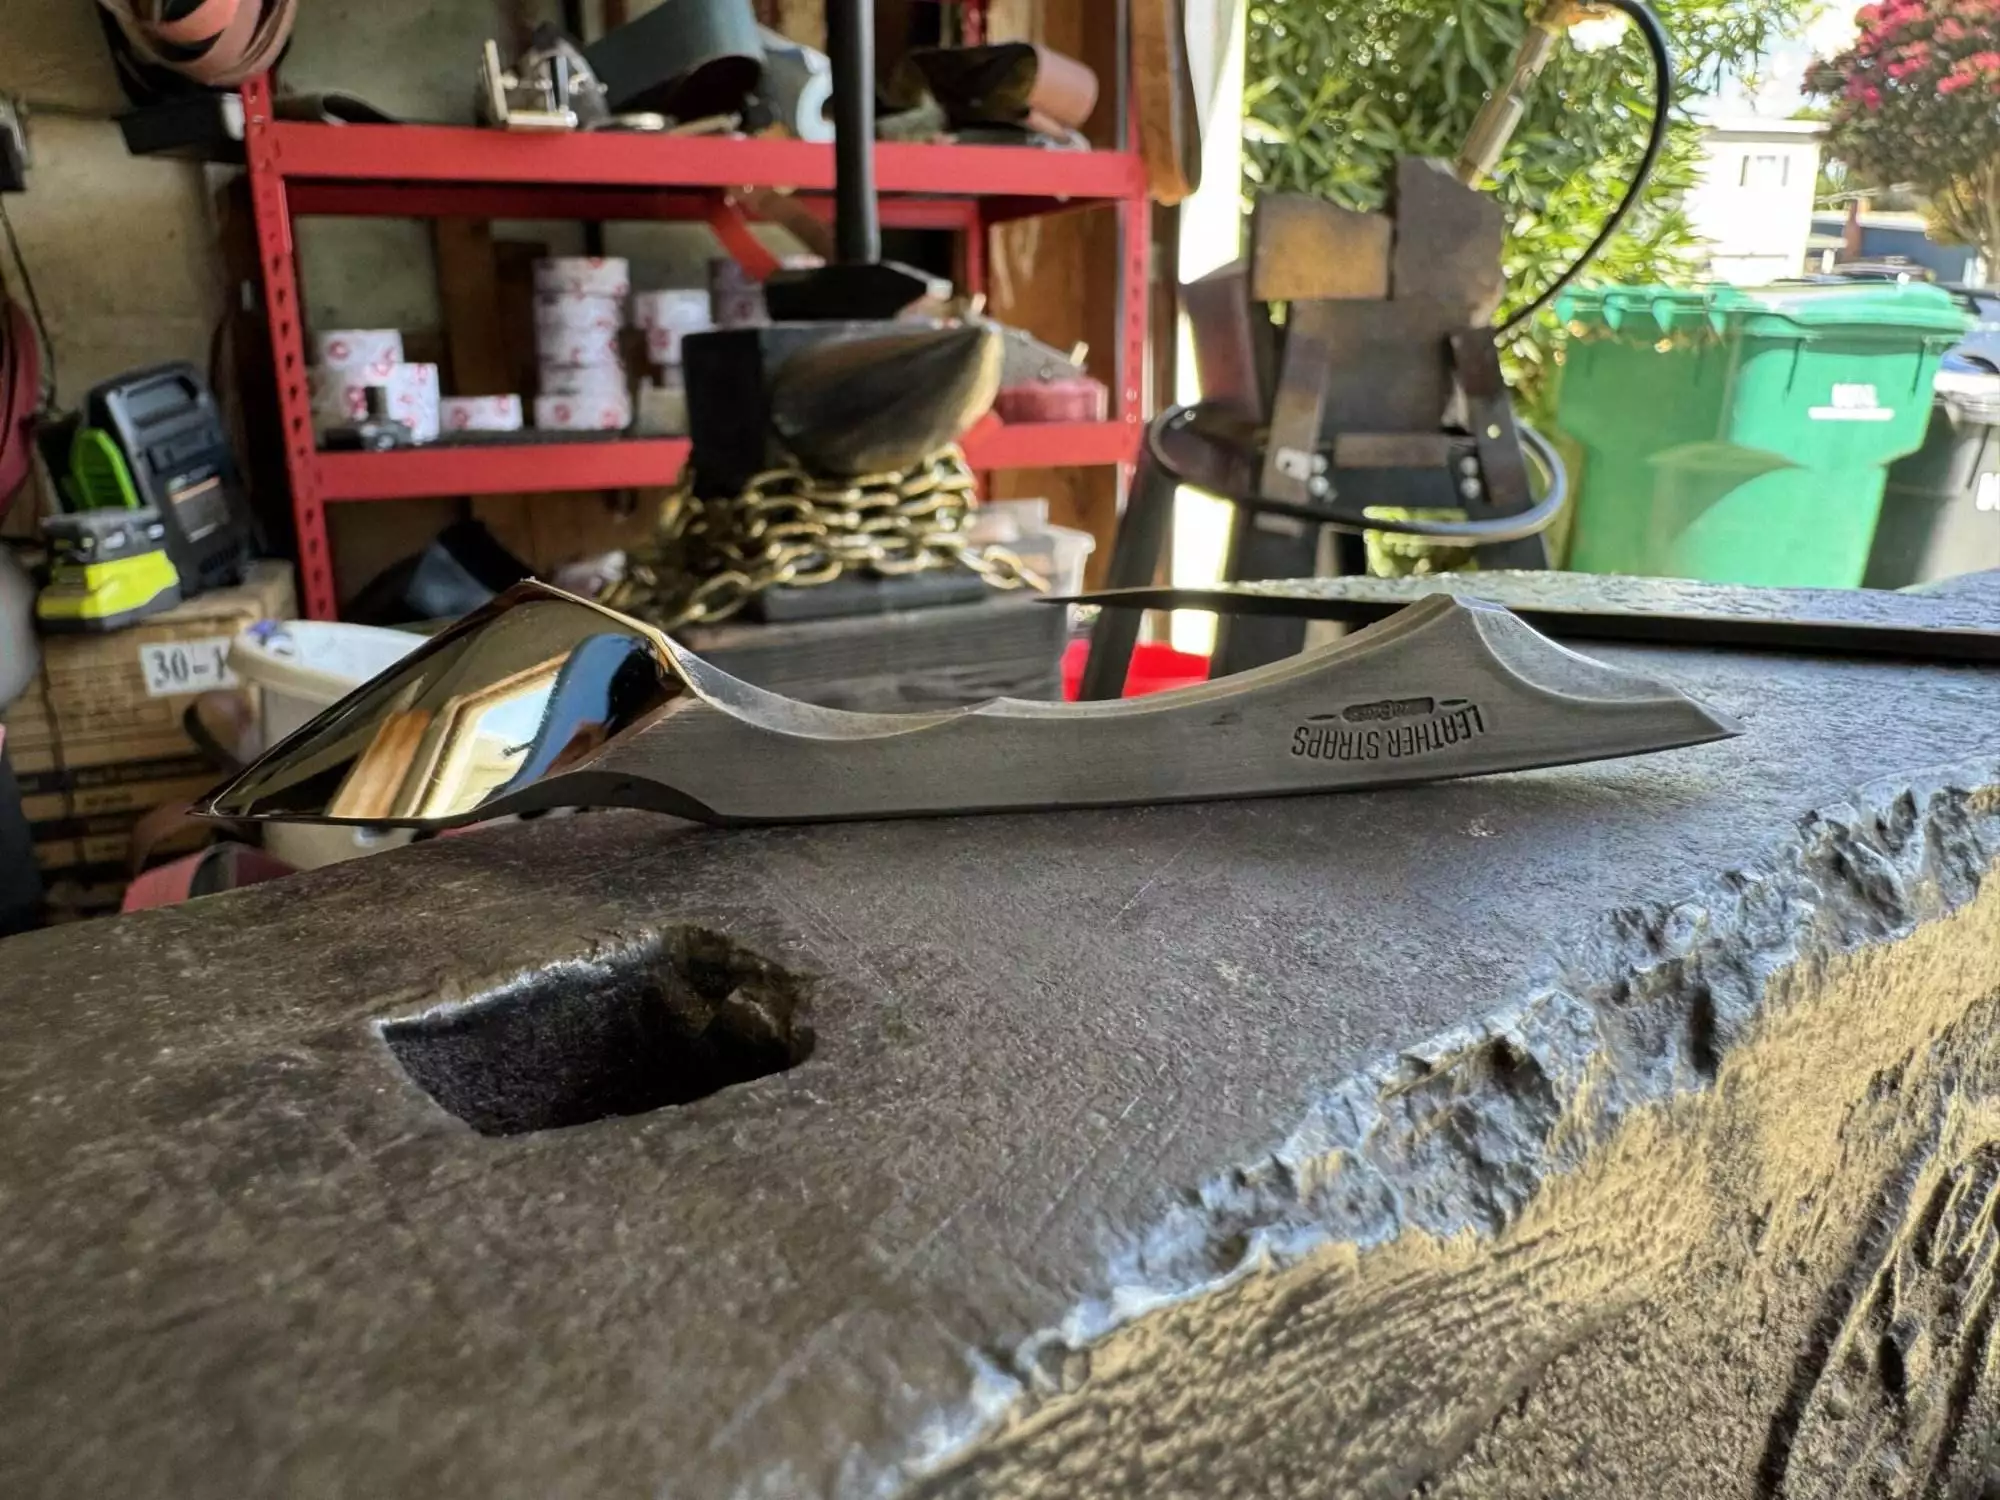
[1495,0,1674,336]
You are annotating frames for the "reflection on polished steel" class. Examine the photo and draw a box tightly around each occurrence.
[196,581,1742,830]
[198,587,691,827]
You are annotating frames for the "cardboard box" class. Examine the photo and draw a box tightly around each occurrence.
[29,781,219,919]
[36,870,130,920]
[3,561,294,776]
[28,765,223,916]
[4,563,295,918]
[33,803,210,864]
[15,753,221,818]
[31,836,80,874]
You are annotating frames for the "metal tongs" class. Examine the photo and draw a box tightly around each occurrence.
[195,583,1738,831]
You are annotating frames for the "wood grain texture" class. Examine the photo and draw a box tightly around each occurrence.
[1131,0,1197,204]
[1249,195,1393,303]
[756,0,825,48]
[984,0,1125,582]
[433,220,512,399]
[435,223,537,566]
[455,240,655,572]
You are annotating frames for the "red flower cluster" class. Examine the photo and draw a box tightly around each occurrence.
[1807,0,2000,207]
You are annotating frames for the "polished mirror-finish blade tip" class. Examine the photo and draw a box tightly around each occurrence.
[192,581,692,829]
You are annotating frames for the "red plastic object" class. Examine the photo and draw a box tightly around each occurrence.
[121,843,296,912]
[704,197,783,282]
[995,377,1110,425]
[1061,639,1211,700]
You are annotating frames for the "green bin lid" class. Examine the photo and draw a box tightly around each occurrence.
[1556,282,1970,341]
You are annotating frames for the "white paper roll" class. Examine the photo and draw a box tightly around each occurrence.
[539,362,630,397]
[387,363,440,443]
[533,292,625,335]
[708,258,768,329]
[310,362,440,443]
[634,289,713,366]
[314,329,404,379]
[535,392,633,432]
[534,257,630,299]
[439,395,525,433]
[536,329,623,368]
[309,365,367,424]
[632,289,713,332]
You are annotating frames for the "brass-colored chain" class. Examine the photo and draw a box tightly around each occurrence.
[603,446,1047,631]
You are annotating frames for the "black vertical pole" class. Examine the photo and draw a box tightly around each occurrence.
[1079,446,1177,700]
[826,0,881,266]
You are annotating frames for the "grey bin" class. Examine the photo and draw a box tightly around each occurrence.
[1864,365,2000,588]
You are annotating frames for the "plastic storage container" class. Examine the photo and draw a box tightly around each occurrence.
[1863,359,2000,587]
[1555,283,1969,586]
[227,619,425,869]
[1060,640,1211,700]
[967,498,1098,595]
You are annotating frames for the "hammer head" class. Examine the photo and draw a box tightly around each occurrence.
[762,260,950,323]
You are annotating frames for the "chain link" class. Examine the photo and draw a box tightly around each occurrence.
[603,446,1047,631]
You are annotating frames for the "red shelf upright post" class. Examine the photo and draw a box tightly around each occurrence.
[243,74,337,621]
[1119,191,1149,437]
[1114,38,1151,497]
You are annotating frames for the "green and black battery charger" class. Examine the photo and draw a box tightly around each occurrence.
[33,424,182,631]
[33,363,256,632]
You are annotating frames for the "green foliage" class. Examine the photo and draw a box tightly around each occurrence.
[1805,0,2000,262]
[1244,0,1820,405]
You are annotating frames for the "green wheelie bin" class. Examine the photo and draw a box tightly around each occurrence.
[1554,284,1969,586]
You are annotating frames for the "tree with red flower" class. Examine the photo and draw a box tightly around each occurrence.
[1807,0,2000,269]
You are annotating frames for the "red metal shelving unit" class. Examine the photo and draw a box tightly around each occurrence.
[241,74,1150,620]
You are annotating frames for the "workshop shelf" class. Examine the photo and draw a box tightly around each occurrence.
[312,422,1141,503]
[242,58,1151,620]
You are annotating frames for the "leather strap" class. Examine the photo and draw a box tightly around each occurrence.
[97,0,297,88]
[121,841,295,912]
[176,0,262,85]
[145,0,241,45]
[124,798,206,875]
[994,377,1110,425]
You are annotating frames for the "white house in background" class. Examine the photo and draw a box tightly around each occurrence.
[1684,117,1827,284]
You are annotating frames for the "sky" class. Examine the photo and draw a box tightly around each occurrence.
[1701,4,1865,118]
